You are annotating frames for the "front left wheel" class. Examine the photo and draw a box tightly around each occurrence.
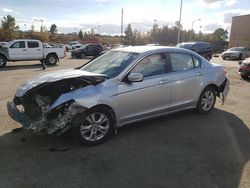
[0,56,7,68]
[196,87,216,114]
[72,107,115,146]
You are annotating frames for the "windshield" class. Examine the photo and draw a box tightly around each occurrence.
[81,51,139,79]
[228,47,243,52]
[177,44,193,49]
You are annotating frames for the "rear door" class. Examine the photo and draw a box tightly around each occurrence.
[8,41,27,60]
[166,52,204,108]
[26,41,43,59]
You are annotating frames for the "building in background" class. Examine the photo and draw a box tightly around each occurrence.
[229,14,250,48]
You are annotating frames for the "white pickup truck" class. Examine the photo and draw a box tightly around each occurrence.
[0,39,65,68]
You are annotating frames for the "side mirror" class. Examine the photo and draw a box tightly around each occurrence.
[238,61,242,65]
[128,72,144,82]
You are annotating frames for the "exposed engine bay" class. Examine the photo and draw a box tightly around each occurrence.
[9,75,105,135]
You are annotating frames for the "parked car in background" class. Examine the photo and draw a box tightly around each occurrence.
[239,58,250,80]
[0,42,8,47]
[71,43,103,59]
[0,39,65,68]
[221,47,250,60]
[7,46,229,145]
[177,42,213,60]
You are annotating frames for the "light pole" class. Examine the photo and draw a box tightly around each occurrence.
[190,18,201,41]
[177,0,183,44]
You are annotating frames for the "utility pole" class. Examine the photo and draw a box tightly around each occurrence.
[177,0,183,44]
[121,8,123,37]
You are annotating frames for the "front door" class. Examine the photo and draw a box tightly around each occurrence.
[116,53,172,124]
[8,41,27,60]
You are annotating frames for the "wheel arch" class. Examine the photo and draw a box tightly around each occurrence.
[46,52,59,60]
[203,83,220,97]
[88,104,118,126]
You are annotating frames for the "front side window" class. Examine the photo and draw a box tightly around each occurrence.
[28,41,39,48]
[169,53,194,72]
[81,51,138,79]
[131,53,167,77]
[10,41,25,48]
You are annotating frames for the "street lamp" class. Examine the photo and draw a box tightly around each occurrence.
[190,18,201,41]
[177,0,183,44]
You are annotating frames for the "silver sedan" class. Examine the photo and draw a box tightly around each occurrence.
[7,46,229,145]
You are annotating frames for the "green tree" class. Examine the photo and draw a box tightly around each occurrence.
[78,29,83,39]
[50,24,58,34]
[49,24,57,41]
[212,28,228,41]
[124,24,133,45]
[1,15,19,40]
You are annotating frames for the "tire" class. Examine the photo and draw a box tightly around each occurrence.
[80,53,86,59]
[46,54,58,65]
[0,56,7,68]
[196,87,216,114]
[241,75,249,80]
[205,54,211,61]
[72,107,115,146]
[238,53,242,60]
[222,57,226,60]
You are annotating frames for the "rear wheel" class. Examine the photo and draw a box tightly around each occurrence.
[238,53,242,60]
[81,53,86,59]
[72,107,115,146]
[46,54,58,65]
[0,56,6,68]
[205,54,211,61]
[196,87,216,114]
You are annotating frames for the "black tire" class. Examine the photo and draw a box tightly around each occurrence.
[196,87,216,114]
[205,54,211,61]
[241,75,249,80]
[72,107,115,146]
[222,57,226,60]
[80,53,86,59]
[0,56,7,68]
[238,53,242,60]
[46,54,58,65]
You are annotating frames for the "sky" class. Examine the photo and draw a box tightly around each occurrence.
[0,0,249,35]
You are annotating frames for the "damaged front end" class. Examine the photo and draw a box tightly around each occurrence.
[7,74,105,135]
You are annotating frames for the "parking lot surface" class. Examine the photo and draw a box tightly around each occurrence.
[0,54,249,188]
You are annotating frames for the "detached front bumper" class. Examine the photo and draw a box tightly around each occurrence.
[7,100,87,135]
[7,101,31,127]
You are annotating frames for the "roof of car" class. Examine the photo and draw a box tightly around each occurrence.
[112,45,174,53]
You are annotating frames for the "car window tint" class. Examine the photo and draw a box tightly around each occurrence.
[169,53,194,71]
[131,53,167,77]
[28,41,39,48]
[10,41,25,48]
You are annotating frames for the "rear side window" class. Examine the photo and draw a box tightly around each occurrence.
[192,56,201,68]
[10,41,25,48]
[28,41,39,48]
[169,53,194,71]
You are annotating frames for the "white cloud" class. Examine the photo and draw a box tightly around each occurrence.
[2,8,13,13]
[199,0,238,8]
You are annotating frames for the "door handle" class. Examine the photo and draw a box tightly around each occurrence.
[22,49,27,51]
[37,49,41,51]
[159,79,169,84]
[196,72,203,76]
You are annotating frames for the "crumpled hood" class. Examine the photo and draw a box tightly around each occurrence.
[16,69,104,97]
